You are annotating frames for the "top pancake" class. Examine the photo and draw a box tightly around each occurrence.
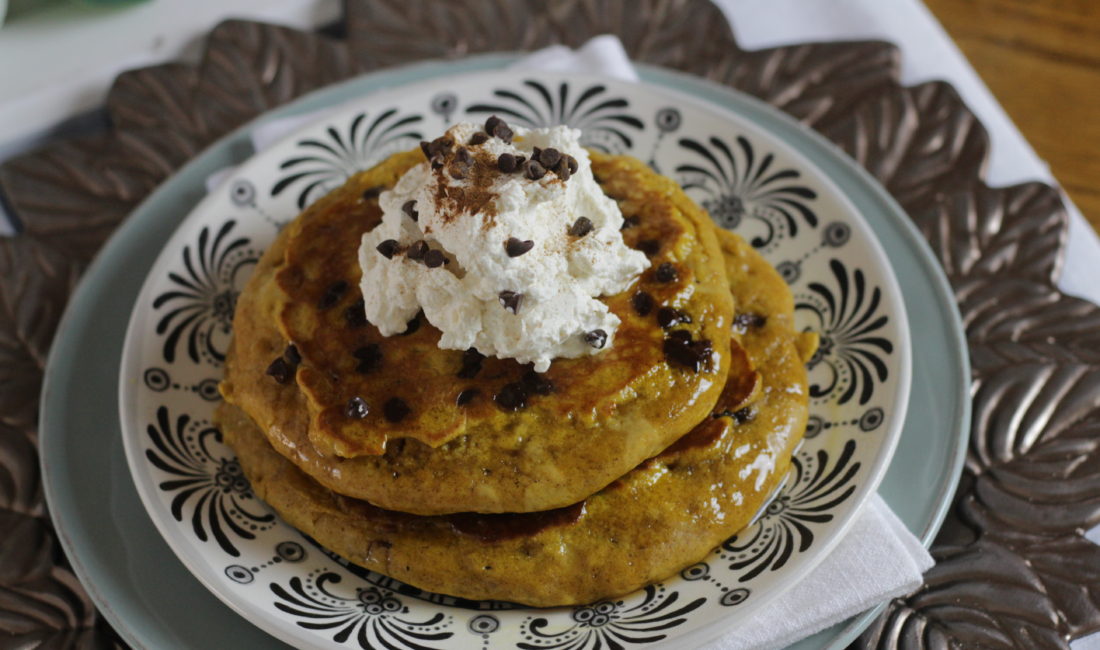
[220,150,735,515]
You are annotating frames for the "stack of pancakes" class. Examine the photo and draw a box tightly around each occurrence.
[217,148,816,607]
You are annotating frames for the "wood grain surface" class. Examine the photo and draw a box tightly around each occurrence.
[925,0,1100,234]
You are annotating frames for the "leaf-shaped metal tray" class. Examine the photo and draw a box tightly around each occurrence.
[2,0,1098,647]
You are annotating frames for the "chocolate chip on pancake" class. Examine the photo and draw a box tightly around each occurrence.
[523,159,546,181]
[265,357,291,384]
[631,290,655,316]
[522,369,554,396]
[362,186,385,200]
[655,262,678,283]
[663,335,713,372]
[568,216,593,237]
[484,116,513,143]
[456,348,484,378]
[657,307,691,328]
[584,329,608,349]
[345,396,370,419]
[376,240,400,259]
[344,299,368,328]
[283,344,301,366]
[497,153,518,173]
[353,344,382,373]
[406,240,429,261]
[424,250,447,268]
[494,382,527,411]
[621,215,640,230]
[317,281,348,310]
[637,239,660,257]
[455,388,479,406]
[383,397,411,423]
[505,237,535,257]
[400,314,422,336]
[498,290,522,314]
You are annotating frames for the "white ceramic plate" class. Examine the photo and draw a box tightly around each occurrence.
[118,70,910,649]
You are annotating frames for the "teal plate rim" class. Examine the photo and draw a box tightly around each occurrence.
[39,53,970,650]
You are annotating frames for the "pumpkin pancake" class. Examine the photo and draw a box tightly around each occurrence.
[215,227,814,607]
[220,150,735,515]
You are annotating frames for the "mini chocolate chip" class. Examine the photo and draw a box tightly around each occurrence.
[655,262,678,283]
[353,344,382,373]
[430,155,446,169]
[284,344,301,366]
[584,329,608,349]
[376,239,400,259]
[456,388,479,406]
[505,237,535,257]
[346,396,370,419]
[663,336,713,372]
[383,397,411,423]
[539,147,562,169]
[553,157,571,181]
[568,216,594,237]
[734,407,756,424]
[631,291,655,316]
[424,249,447,268]
[419,140,432,157]
[523,159,546,180]
[657,307,692,328]
[514,154,526,166]
[621,216,640,229]
[266,357,291,384]
[318,281,348,309]
[522,369,554,396]
[362,186,384,200]
[485,116,513,143]
[532,147,542,161]
[734,312,768,329]
[457,348,484,378]
[401,314,422,336]
[344,299,368,327]
[402,200,419,221]
[455,147,473,165]
[468,132,490,146]
[407,240,429,260]
[668,329,692,342]
[497,153,518,173]
[498,291,522,314]
[637,239,660,256]
[565,155,579,174]
[425,136,453,158]
[494,382,528,411]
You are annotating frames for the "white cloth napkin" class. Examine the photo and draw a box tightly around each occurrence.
[207,36,935,650]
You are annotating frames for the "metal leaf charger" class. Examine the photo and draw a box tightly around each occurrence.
[0,0,1097,647]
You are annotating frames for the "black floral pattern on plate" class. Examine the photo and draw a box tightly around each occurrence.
[271,572,454,649]
[721,440,860,581]
[676,135,818,250]
[145,406,274,556]
[271,108,424,209]
[465,80,644,153]
[152,220,257,365]
[797,258,893,405]
[517,585,704,649]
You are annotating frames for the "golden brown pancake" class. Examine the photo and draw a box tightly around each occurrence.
[215,227,813,607]
[220,151,735,515]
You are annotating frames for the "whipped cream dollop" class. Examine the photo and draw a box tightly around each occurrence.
[358,120,648,371]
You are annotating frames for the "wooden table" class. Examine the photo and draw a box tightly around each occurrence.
[925,0,1100,234]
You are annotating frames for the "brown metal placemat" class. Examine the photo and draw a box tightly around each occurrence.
[1,0,1098,647]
